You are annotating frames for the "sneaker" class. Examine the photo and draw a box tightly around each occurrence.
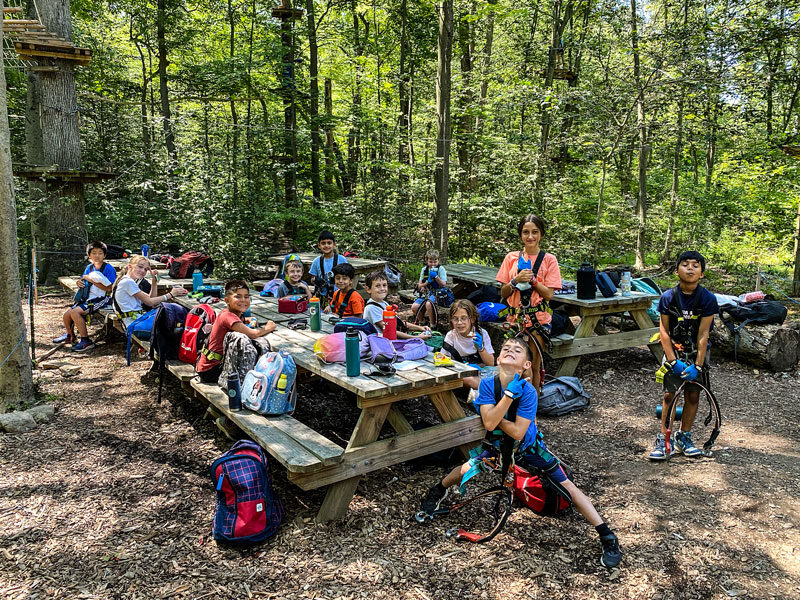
[674,431,702,457]
[52,333,73,344]
[419,484,450,516]
[72,339,95,353]
[600,533,622,568]
[649,433,670,461]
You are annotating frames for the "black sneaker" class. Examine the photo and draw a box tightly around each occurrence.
[600,533,622,568]
[419,484,449,516]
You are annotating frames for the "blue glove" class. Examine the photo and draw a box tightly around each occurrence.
[472,331,484,351]
[681,363,699,381]
[670,359,688,376]
[428,268,438,282]
[504,374,525,400]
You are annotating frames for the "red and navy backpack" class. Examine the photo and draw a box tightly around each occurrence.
[178,304,216,364]
[210,440,284,545]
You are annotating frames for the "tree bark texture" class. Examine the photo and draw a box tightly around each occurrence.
[710,318,800,372]
[0,16,36,409]
[306,0,321,202]
[397,0,411,203]
[433,0,453,258]
[157,0,178,172]
[280,16,297,225]
[630,0,648,269]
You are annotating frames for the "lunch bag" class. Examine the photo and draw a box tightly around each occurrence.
[537,376,591,417]
[333,317,378,336]
[595,272,617,298]
[241,351,298,416]
[210,440,284,545]
[278,296,309,314]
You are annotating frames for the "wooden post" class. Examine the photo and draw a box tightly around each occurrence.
[755,269,761,292]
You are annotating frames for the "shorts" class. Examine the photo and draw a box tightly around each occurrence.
[662,351,710,394]
[72,296,112,314]
[518,437,567,483]
[413,294,436,305]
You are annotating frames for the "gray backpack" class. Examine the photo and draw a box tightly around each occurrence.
[538,376,590,417]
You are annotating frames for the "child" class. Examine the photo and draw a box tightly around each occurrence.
[649,251,719,461]
[412,249,448,325]
[53,241,118,352]
[496,214,561,391]
[324,263,364,317]
[420,336,622,568]
[277,259,312,300]
[309,230,349,303]
[196,279,277,387]
[441,299,496,390]
[363,270,432,340]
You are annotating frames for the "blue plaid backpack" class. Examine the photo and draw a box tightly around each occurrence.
[210,440,284,545]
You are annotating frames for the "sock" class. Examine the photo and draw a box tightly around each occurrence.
[435,481,447,493]
[81,337,91,342]
[595,523,613,538]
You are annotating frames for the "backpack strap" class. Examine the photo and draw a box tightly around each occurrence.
[365,300,384,310]
[441,340,464,363]
[532,251,545,278]
[442,339,481,365]
[335,289,356,317]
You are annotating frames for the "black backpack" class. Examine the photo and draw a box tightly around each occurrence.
[149,302,189,403]
[720,301,787,328]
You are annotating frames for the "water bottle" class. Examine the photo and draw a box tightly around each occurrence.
[227,373,242,411]
[275,373,288,413]
[383,308,397,340]
[309,297,321,331]
[576,262,596,299]
[345,327,360,377]
[656,404,683,421]
[192,268,203,290]
[141,244,149,258]
[621,269,632,297]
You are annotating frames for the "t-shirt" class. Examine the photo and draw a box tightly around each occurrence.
[495,251,561,326]
[658,285,719,344]
[474,376,539,451]
[330,288,365,317]
[114,276,147,314]
[363,299,388,332]
[442,327,493,364]
[418,265,448,287]
[276,280,309,298]
[82,262,117,301]
[196,309,241,373]
[309,254,349,291]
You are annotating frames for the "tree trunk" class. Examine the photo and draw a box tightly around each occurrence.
[306,0,321,203]
[432,0,453,258]
[455,5,474,191]
[710,318,800,372]
[630,0,647,269]
[793,195,800,297]
[30,0,87,283]
[347,3,365,196]
[280,15,297,230]
[397,0,411,204]
[157,0,177,172]
[228,0,239,207]
[325,78,348,195]
[0,16,35,409]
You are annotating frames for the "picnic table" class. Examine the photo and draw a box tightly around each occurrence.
[442,263,663,376]
[106,258,167,270]
[59,273,222,294]
[267,252,386,279]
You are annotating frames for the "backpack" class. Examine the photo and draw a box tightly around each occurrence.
[210,440,284,545]
[333,317,378,336]
[435,287,455,308]
[384,263,403,286]
[595,272,616,298]
[477,302,509,323]
[467,285,502,306]
[366,336,429,363]
[125,309,158,365]
[537,376,591,417]
[104,244,129,260]
[179,304,216,364]
[720,301,787,328]
[260,278,284,297]
[512,463,573,516]
[168,251,214,280]
[631,277,661,324]
[241,351,298,416]
[149,302,189,403]
[279,253,302,279]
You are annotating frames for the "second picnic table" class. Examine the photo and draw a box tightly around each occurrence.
[267,252,386,279]
[443,262,663,376]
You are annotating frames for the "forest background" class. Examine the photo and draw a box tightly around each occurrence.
[5,0,800,294]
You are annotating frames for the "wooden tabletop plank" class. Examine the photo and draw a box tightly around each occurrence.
[267,252,386,275]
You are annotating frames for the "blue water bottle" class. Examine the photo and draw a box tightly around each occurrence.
[192,268,203,290]
[227,373,242,411]
[345,327,360,377]
[141,244,149,258]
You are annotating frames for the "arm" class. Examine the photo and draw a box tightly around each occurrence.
[230,319,277,339]
[498,415,531,441]
[694,315,714,368]
[479,396,515,432]
[134,289,172,308]
[659,314,677,362]
[301,282,312,300]
[478,345,495,366]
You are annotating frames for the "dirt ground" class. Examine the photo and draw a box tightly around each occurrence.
[2,294,800,600]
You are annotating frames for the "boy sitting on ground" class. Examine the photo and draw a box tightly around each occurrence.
[277,259,312,300]
[309,230,348,305]
[196,279,277,387]
[323,263,364,318]
[412,249,448,325]
[53,241,118,352]
[420,336,622,568]
[649,250,719,461]
[363,269,432,339]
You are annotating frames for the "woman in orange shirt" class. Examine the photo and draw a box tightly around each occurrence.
[495,214,562,391]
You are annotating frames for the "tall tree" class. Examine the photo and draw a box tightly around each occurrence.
[306,0,322,202]
[156,0,178,172]
[630,0,648,269]
[397,0,411,203]
[432,0,453,257]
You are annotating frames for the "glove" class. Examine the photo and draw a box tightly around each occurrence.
[669,359,688,376]
[428,268,438,282]
[504,374,525,400]
[681,364,700,381]
[472,331,484,351]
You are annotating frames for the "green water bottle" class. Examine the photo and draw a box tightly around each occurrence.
[309,297,321,332]
[345,327,360,377]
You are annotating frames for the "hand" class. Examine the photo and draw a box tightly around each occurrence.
[171,286,188,297]
[681,364,700,381]
[76,278,86,288]
[669,359,688,376]
[323,306,331,314]
[472,331,484,351]
[504,374,525,400]
[514,269,533,284]
[419,331,432,340]
[262,320,277,334]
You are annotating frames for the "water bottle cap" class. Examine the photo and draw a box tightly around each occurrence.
[346,327,357,336]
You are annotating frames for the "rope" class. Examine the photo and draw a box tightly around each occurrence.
[0,337,26,370]
[757,272,800,308]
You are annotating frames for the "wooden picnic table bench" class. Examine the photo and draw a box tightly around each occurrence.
[267,252,386,279]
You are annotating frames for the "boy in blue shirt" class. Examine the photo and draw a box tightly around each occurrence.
[412,249,448,325]
[53,241,118,352]
[309,230,348,305]
[420,336,622,568]
[649,250,719,460]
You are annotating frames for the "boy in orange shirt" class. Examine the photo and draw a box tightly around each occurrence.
[324,263,364,318]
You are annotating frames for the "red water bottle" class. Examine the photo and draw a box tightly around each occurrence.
[383,308,397,340]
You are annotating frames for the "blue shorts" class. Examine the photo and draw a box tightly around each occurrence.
[413,294,436,305]
[518,439,567,483]
[72,296,112,315]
